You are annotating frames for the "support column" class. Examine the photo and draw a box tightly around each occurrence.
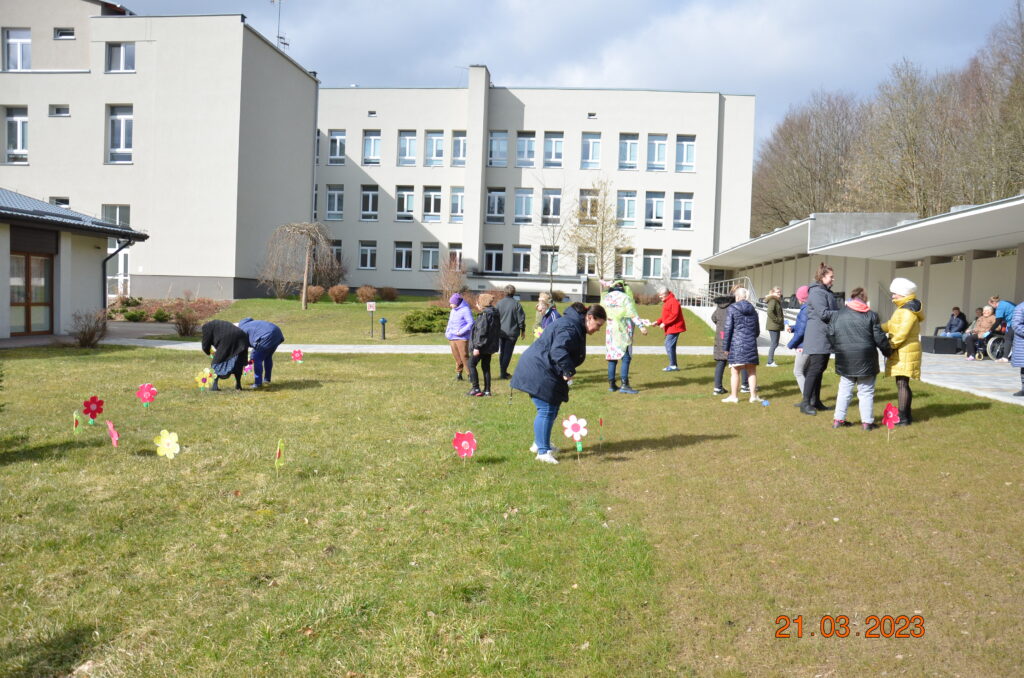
[462,65,490,275]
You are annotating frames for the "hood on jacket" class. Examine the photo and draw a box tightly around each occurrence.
[731,299,756,316]
[894,295,924,318]
[714,295,733,309]
[845,299,870,313]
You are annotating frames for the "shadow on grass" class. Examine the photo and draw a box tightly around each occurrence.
[584,432,737,460]
[0,625,98,678]
[636,376,708,390]
[915,401,991,422]
[474,455,507,465]
[0,435,93,467]
[258,379,323,392]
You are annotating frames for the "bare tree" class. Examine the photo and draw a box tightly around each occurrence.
[536,197,568,295]
[258,222,340,309]
[567,178,631,283]
[434,253,466,301]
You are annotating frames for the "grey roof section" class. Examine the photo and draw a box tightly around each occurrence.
[0,187,148,241]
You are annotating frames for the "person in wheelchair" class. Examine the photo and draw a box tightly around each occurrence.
[963,305,997,360]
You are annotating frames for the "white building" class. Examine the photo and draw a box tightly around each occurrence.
[0,0,318,305]
[316,65,754,300]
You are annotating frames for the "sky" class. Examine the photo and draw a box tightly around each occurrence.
[120,0,1015,147]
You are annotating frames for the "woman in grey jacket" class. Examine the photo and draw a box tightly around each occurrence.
[800,262,839,416]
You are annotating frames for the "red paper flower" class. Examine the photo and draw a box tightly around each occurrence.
[882,403,901,429]
[292,349,304,362]
[82,396,104,420]
[452,431,477,458]
[106,420,120,448]
[135,383,158,405]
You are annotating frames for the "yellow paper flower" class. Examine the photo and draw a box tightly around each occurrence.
[154,429,180,459]
[195,367,214,390]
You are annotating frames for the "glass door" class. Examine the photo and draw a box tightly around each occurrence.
[9,253,53,334]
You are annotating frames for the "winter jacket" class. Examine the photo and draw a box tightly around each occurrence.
[722,299,760,365]
[603,289,641,360]
[882,295,924,379]
[201,320,249,377]
[511,305,588,404]
[444,300,474,341]
[655,291,686,334]
[943,312,968,335]
[1010,302,1024,368]
[765,295,784,332]
[803,281,839,355]
[994,299,1016,329]
[787,305,809,350]
[237,317,284,350]
[828,299,891,378]
[711,296,734,361]
[539,306,561,330]
[496,295,526,339]
[968,313,997,337]
[470,305,501,354]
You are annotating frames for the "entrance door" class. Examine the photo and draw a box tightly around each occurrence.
[9,253,54,334]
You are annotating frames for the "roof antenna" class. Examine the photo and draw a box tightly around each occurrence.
[270,0,289,50]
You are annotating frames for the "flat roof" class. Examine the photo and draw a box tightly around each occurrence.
[699,219,810,268]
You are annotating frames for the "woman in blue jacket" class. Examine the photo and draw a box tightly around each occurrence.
[1010,301,1024,396]
[237,317,285,388]
[720,287,760,402]
[511,302,606,464]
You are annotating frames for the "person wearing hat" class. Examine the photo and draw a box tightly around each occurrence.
[444,292,474,381]
[786,285,812,397]
[467,293,500,396]
[882,277,925,425]
[602,279,648,394]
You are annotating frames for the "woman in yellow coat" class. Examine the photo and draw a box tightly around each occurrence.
[882,277,924,426]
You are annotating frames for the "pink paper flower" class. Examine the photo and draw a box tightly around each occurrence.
[292,349,304,363]
[452,431,477,458]
[882,403,901,430]
[106,420,120,448]
[83,396,104,420]
[243,360,254,374]
[136,383,158,406]
[562,415,588,442]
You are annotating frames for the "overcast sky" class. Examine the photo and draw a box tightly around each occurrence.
[121,0,1014,147]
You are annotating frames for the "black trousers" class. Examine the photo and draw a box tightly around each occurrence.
[802,353,830,405]
[498,335,518,377]
[469,352,493,392]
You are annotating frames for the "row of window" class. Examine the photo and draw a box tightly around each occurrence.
[3,104,133,163]
[352,240,692,279]
[324,129,697,172]
[320,184,695,229]
[1,28,136,72]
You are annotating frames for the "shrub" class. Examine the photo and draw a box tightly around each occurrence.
[123,309,148,322]
[356,285,377,303]
[550,290,567,302]
[115,295,142,308]
[400,306,451,333]
[152,308,171,323]
[328,285,349,303]
[71,309,108,348]
[173,309,200,337]
[379,286,398,301]
[636,292,660,305]
[305,285,325,303]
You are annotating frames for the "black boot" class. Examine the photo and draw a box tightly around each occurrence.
[799,401,817,416]
[608,380,619,392]
[895,409,912,426]
[210,377,221,392]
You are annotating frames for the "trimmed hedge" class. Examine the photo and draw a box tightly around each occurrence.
[400,306,451,333]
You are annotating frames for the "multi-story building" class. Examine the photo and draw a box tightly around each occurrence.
[0,0,318,301]
[317,65,754,300]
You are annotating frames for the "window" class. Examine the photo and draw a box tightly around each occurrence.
[396,186,415,221]
[619,133,638,170]
[617,190,636,228]
[645,191,665,228]
[331,240,343,266]
[102,204,130,226]
[448,243,463,266]
[484,245,503,273]
[425,131,443,166]
[580,189,598,224]
[328,129,345,164]
[581,132,601,169]
[540,246,559,275]
[5,107,28,163]
[488,131,508,167]
[326,184,343,220]
[312,184,318,221]
[451,131,466,166]
[359,241,377,269]
[362,130,381,165]
[514,188,533,224]
[106,42,135,72]
[616,249,635,278]
[671,250,691,279]
[48,105,70,117]
[542,189,561,225]
[516,132,535,167]
[676,134,696,172]
[360,185,379,220]
[54,28,75,40]
[512,246,531,273]
[543,132,563,167]
[49,197,70,208]
[397,130,417,166]
[394,241,413,270]
[423,186,442,222]
[673,192,693,229]
[450,187,464,223]
[3,29,30,71]
[577,248,597,275]
[108,105,133,163]
[647,134,667,171]
[486,188,505,224]
[421,242,440,271]
[643,249,663,278]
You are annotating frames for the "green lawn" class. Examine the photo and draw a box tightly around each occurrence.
[2,342,1022,676]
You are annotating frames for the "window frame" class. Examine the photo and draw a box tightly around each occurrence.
[577,248,597,275]
[420,242,440,271]
[3,28,31,71]
[451,131,467,167]
[516,132,535,168]
[618,133,638,170]
[395,186,415,221]
[397,130,417,166]
[107,105,133,163]
[358,241,377,270]
[512,245,531,274]
[645,191,665,228]
[514,188,533,224]
[485,188,506,224]
[362,130,381,166]
[487,130,508,167]
[542,188,561,225]
[673,192,693,229]
[422,186,442,222]
[642,249,663,278]
[105,42,135,73]
[450,187,465,223]
[325,184,344,220]
[5,106,28,163]
[617,190,637,228]
[671,250,691,279]
[360,185,379,221]
[543,132,563,168]
[328,129,346,165]
[580,132,601,169]
[646,133,667,171]
[539,246,559,275]
[675,134,696,172]
[394,241,413,271]
[425,130,443,167]
[484,245,504,273]
[616,249,636,278]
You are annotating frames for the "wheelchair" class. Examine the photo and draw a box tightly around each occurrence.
[973,323,1013,361]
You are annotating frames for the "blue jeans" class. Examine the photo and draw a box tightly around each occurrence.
[531,397,561,454]
[251,340,282,386]
[608,347,633,383]
[664,333,679,366]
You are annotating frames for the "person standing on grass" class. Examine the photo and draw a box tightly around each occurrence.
[445,293,474,381]
[511,302,607,464]
[827,287,891,431]
[765,286,784,367]
[882,277,924,426]
[536,291,561,334]
[467,293,500,397]
[201,319,248,391]
[1008,300,1024,396]
[799,263,839,416]
[712,293,749,395]
[496,285,526,379]
[720,287,760,403]
[237,317,284,389]
[603,280,648,394]
[786,285,811,399]
[653,285,686,371]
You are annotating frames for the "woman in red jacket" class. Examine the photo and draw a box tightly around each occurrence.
[654,286,686,371]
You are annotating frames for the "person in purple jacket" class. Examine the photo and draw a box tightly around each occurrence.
[445,292,474,381]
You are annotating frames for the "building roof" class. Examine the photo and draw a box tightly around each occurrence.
[0,187,148,241]
[699,218,811,268]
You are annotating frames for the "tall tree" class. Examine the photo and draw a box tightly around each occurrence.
[258,222,340,308]
[567,178,631,283]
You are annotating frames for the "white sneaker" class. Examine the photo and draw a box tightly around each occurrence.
[530,443,559,453]
[749,394,760,403]
[767,362,779,367]
[535,452,559,464]
[721,395,739,403]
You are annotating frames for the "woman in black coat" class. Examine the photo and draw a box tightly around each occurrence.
[511,302,606,464]
[720,287,760,402]
[201,319,249,391]
[467,293,501,397]
[800,262,839,415]
[827,287,891,430]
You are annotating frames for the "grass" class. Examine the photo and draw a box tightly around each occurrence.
[2,343,1022,676]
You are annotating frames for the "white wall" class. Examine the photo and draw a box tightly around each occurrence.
[0,223,9,338]
[56,231,106,334]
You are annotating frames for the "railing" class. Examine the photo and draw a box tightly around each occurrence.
[691,276,756,306]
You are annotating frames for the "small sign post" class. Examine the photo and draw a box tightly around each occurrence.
[367,301,377,337]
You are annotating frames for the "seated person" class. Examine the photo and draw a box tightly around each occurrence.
[963,305,997,360]
[963,307,984,334]
[940,306,968,338]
